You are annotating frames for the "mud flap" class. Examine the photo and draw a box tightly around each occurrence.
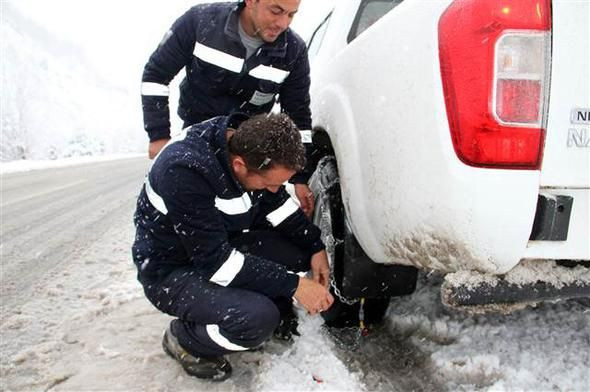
[441,260,590,312]
[341,223,418,298]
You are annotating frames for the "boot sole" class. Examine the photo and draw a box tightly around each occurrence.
[162,329,232,381]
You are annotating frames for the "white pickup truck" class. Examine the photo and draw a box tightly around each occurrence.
[307,0,589,321]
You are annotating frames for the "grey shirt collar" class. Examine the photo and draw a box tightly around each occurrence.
[238,19,264,59]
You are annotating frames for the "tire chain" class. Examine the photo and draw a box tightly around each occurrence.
[312,162,364,349]
[329,274,359,306]
[323,324,363,351]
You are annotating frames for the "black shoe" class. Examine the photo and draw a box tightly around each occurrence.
[162,324,232,381]
[273,312,300,342]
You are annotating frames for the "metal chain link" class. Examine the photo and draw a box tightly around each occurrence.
[319,210,358,306]
[323,324,363,350]
[329,274,359,305]
[323,298,367,350]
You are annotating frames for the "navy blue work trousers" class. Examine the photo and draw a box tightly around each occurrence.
[140,231,311,358]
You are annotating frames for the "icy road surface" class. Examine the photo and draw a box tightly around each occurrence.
[1,157,589,391]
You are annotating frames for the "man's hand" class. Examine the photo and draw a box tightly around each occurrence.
[310,250,330,288]
[148,138,170,159]
[294,277,334,315]
[294,183,314,218]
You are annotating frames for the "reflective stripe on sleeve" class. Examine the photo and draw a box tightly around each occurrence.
[206,324,249,351]
[144,178,168,215]
[209,249,245,287]
[248,64,290,84]
[266,197,300,227]
[215,193,252,215]
[193,42,243,73]
[299,130,312,143]
[141,82,170,96]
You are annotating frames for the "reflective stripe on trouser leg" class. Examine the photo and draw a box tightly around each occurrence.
[141,267,280,357]
[174,292,279,357]
[205,325,248,351]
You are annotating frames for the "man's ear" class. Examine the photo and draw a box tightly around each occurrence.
[231,155,249,176]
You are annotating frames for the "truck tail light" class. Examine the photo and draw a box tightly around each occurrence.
[438,0,552,169]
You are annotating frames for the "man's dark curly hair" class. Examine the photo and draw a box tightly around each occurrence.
[228,113,306,172]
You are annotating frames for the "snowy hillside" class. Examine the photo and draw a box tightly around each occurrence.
[0,3,144,161]
[0,0,334,163]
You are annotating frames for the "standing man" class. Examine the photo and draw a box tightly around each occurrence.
[141,0,315,215]
[132,113,333,381]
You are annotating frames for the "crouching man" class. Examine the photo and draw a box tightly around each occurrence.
[132,113,333,381]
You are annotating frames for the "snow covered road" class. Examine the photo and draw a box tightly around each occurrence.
[1,158,589,391]
[1,158,149,310]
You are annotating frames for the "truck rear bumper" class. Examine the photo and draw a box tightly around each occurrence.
[441,259,590,311]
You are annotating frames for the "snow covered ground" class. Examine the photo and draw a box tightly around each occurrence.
[1,156,589,391]
[2,223,588,391]
[0,160,364,390]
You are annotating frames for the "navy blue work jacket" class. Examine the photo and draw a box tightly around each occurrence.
[141,2,312,143]
[132,115,324,299]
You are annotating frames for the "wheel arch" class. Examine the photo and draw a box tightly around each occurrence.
[311,87,384,263]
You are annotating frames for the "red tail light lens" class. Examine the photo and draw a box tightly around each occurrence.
[496,79,541,123]
[439,0,552,169]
